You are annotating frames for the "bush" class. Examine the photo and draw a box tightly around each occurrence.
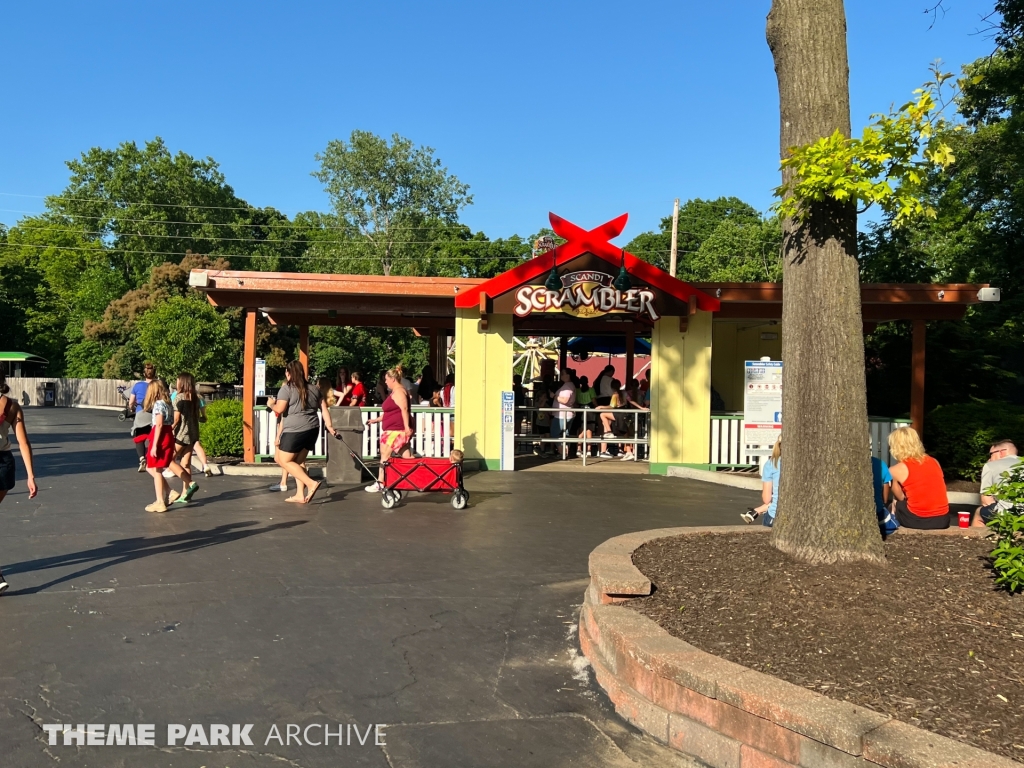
[200,399,243,457]
[923,400,1024,481]
[986,464,1024,594]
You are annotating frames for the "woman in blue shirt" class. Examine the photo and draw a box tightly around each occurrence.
[742,437,781,526]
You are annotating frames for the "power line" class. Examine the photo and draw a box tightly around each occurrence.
[0,240,716,261]
[0,191,776,219]
[2,222,773,250]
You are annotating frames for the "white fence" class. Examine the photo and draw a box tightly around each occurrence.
[709,414,912,468]
[254,406,454,461]
[4,376,131,408]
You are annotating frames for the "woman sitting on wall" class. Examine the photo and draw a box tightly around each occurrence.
[887,426,950,529]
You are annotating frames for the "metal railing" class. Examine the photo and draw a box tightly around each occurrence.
[513,406,650,467]
[254,406,455,461]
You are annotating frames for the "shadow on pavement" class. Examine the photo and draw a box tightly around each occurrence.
[4,520,307,596]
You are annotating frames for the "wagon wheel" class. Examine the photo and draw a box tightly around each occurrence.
[381,490,398,509]
[450,491,468,510]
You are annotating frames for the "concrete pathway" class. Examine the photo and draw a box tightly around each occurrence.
[0,408,758,767]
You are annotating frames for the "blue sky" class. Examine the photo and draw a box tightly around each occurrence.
[0,0,997,243]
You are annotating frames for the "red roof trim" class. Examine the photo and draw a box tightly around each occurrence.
[454,213,720,312]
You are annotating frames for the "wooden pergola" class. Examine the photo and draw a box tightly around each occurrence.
[189,268,993,461]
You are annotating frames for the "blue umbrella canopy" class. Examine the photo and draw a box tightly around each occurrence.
[567,336,651,356]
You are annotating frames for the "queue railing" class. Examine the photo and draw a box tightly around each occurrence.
[513,406,650,467]
[254,405,454,461]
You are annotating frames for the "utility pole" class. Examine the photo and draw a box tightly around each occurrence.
[668,198,680,277]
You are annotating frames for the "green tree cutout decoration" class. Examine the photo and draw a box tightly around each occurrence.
[774,68,971,226]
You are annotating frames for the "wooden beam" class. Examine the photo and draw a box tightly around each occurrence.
[243,308,257,463]
[911,319,926,436]
[299,325,309,377]
[265,313,455,330]
[206,291,454,315]
[559,337,568,372]
[688,294,698,316]
[679,316,689,333]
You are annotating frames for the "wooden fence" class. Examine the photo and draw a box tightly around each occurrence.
[4,377,131,408]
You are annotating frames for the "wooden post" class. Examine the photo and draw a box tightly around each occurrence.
[625,325,635,385]
[911,318,926,436]
[559,336,568,373]
[243,308,257,463]
[669,198,680,277]
[299,325,309,377]
[428,327,439,376]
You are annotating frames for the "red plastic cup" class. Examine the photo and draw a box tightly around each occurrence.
[958,510,971,528]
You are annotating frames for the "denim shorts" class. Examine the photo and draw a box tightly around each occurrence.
[0,451,15,492]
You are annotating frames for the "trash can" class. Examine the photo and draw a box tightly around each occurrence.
[42,382,56,407]
[326,407,368,487]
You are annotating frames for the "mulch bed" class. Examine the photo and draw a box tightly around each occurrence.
[628,533,1024,761]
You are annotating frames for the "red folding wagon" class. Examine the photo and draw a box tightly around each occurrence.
[379,456,469,510]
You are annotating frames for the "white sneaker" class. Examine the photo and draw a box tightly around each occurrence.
[620,453,636,461]
[203,465,214,477]
[598,452,614,458]
[364,482,383,493]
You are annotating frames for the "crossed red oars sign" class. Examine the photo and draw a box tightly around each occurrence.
[455,213,720,313]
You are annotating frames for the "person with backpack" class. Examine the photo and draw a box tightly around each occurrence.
[143,379,192,513]
[0,371,38,595]
[167,373,202,505]
[127,363,157,472]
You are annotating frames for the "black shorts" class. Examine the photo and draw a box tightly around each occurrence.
[278,428,319,454]
[979,503,1002,524]
[893,498,950,530]
[0,451,15,492]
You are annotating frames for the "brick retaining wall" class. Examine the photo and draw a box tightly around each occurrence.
[579,526,1015,768]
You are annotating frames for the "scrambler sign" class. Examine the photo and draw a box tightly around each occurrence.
[513,270,659,321]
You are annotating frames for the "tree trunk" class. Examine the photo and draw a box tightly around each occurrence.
[766,0,884,564]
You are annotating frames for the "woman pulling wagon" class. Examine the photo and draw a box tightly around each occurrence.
[364,366,413,493]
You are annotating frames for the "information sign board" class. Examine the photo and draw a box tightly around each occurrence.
[255,358,267,398]
[743,360,782,455]
[500,391,515,471]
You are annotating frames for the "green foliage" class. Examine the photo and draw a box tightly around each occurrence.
[50,137,303,283]
[923,401,1024,481]
[860,7,1024,411]
[618,196,765,274]
[136,296,236,382]
[312,131,473,275]
[688,217,783,282]
[775,71,961,226]
[984,463,1024,593]
[309,327,428,386]
[199,399,244,457]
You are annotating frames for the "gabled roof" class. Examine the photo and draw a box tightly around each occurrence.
[454,213,721,312]
[0,352,48,363]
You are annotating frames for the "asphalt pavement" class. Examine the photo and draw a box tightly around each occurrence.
[0,407,757,768]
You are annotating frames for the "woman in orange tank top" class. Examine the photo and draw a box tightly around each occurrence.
[888,426,950,529]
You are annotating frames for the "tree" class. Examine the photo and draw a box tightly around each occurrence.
[136,296,236,382]
[766,0,884,564]
[625,197,763,274]
[49,137,303,284]
[312,131,473,276]
[858,0,1024,415]
[84,253,230,378]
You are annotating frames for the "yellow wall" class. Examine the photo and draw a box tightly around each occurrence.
[711,321,782,411]
[649,310,713,472]
[453,308,513,468]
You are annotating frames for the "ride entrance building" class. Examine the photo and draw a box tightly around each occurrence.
[190,213,995,474]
